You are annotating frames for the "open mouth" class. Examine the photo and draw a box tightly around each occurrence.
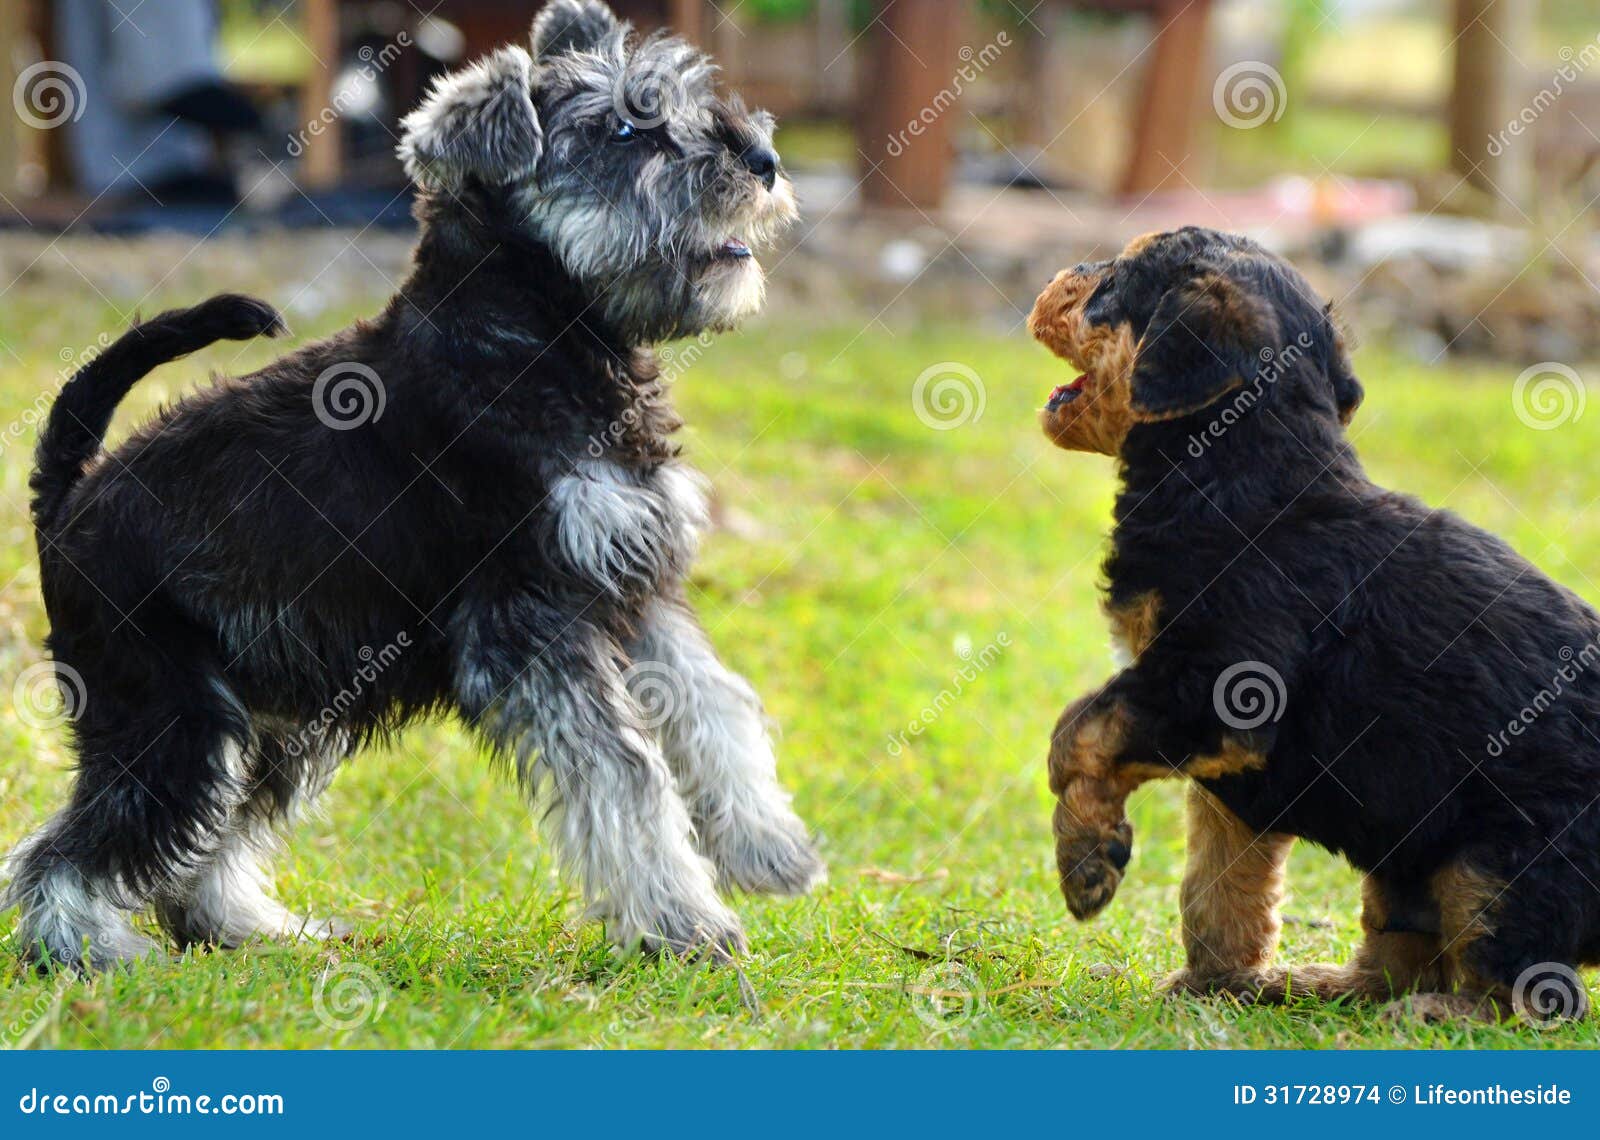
[1046,374,1088,411]
[714,237,753,261]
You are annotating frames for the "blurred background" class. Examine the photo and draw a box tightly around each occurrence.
[0,0,1596,359]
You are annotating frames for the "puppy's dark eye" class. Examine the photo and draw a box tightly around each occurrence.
[609,120,638,143]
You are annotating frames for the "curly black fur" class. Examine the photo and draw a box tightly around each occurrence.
[1046,226,1600,1009]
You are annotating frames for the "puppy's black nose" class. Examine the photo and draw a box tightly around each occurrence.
[741,144,779,190]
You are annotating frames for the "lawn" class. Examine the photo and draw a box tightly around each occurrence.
[0,275,1597,1049]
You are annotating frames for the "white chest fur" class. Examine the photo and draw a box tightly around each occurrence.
[547,458,708,596]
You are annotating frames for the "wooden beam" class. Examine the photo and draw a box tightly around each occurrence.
[669,0,705,45]
[1448,0,1533,212]
[298,0,342,189]
[856,0,967,212]
[1119,0,1213,196]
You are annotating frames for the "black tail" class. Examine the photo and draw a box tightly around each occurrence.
[32,294,284,532]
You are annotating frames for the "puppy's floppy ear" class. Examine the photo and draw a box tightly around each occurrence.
[1130,270,1280,421]
[1324,305,1365,424]
[532,0,621,61]
[398,47,541,192]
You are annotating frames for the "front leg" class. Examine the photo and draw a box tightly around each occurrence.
[1049,690,1146,919]
[1049,678,1270,920]
[628,597,824,895]
[453,595,743,959]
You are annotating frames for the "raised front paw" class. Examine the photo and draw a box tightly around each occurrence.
[1054,805,1132,920]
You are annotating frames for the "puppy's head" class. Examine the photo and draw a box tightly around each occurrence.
[399,0,797,343]
[1027,227,1363,456]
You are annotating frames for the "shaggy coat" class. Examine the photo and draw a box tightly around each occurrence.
[1032,226,1600,1019]
[5,0,820,971]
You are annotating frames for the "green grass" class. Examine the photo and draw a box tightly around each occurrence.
[0,286,1597,1049]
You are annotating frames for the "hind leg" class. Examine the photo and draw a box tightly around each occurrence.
[153,726,349,948]
[1379,858,1591,1024]
[4,667,250,971]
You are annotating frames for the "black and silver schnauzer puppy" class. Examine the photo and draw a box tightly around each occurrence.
[5,0,821,971]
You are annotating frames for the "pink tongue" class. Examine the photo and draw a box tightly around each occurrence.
[1048,376,1087,404]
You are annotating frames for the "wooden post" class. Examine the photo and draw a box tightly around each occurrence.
[1448,0,1533,213]
[298,0,342,189]
[0,0,23,204]
[669,0,704,45]
[1119,0,1212,196]
[856,0,966,212]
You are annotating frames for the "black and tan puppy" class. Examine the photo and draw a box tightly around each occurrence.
[1029,225,1599,1021]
